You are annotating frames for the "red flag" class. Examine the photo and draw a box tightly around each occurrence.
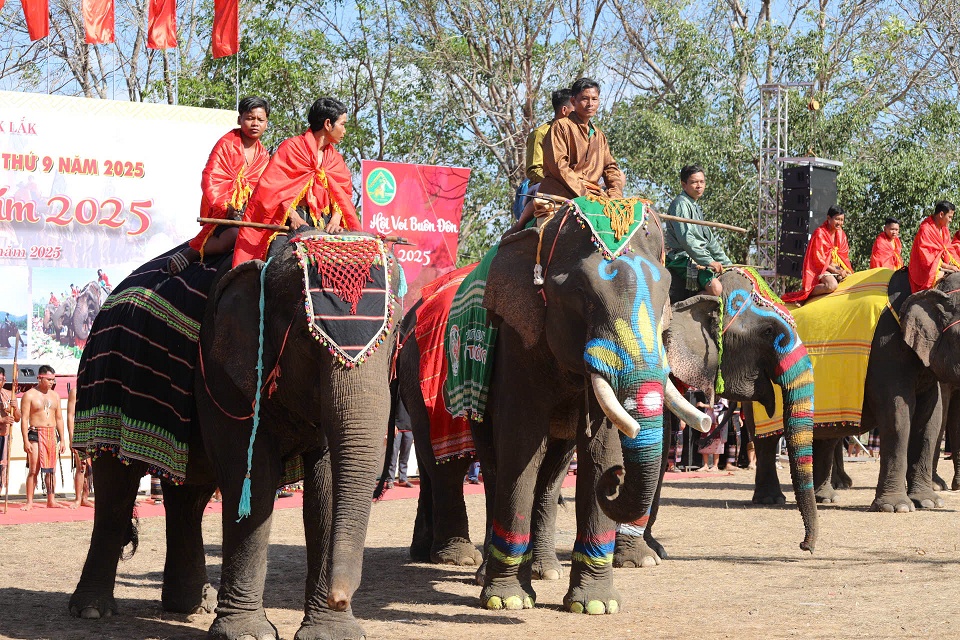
[212,0,238,58]
[22,0,49,40]
[147,0,177,49]
[82,0,115,44]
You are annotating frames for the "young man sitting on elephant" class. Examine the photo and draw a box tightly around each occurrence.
[664,164,732,299]
[782,206,853,303]
[232,96,361,267]
[908,200,960,292]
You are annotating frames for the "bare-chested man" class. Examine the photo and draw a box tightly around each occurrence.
[21,365,66,510]
[0,366,22,496]
[66,385,93,508]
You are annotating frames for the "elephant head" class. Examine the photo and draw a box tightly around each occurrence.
[665,269,818,552]
[73,282,102,344]
[901,272,960,384]
[483,202,708,527]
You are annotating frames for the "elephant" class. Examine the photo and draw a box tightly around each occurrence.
[934,383,960,491]
[0,318,22,348]
[748,269,960,513]
[70,280,104,347]
[69,231,402,640]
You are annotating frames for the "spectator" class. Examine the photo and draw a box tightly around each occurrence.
[383,398,414,489]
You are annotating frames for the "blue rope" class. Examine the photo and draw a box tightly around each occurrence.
[237,256,273,521]
[397,261,408,298]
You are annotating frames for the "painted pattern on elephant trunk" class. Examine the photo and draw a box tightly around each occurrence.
[583,255,669,526]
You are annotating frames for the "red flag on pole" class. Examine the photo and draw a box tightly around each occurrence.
[82,0,115,44]
[147,0,177,49]
[212,0,239,58]
[22,0,50,41]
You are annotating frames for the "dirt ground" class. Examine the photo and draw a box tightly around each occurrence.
[1,458,959,640]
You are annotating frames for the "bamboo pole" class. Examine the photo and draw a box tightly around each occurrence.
[196,218,415,245]
[3,333,19,514]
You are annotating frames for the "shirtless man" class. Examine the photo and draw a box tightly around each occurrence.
[66,385,93,509]
[0,366,22,496]
[21,365,66,510]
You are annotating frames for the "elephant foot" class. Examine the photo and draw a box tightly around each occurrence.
[933,473,948,492]
[815,486,841,504]
[869,493,915,513]
[530,554,564,581]
[752,487,787,505]
[208,610,278,640]
[563,584,622,615]
[431,537,482,567]
[409,537,432,563]
[474,560,488,587]
[831,472,853,490]
[69,586,116,619]
[480,580,536,611]
[908,489,944,509]
[953,475,960,492]
[613,533,661,568]
[296,610,365,640]
[162,582,217,614]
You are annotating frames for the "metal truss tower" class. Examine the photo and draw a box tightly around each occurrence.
[756,84,790,276]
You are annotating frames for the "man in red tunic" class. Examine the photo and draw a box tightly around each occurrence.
[908,201,960,292]
[232,97,359,267]
[869,217,903,270]
[783,206,854,303]
[168,96,271,274]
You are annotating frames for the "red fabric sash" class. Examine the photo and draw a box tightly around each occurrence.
[783,222,852,303]
[868,233,902,270]
[82,0,114,44]
[414,265,477,462]
[189,129,269,254]
[212,0,238,58]
[233,130,358,266]
[909,216,960,292]
[147,0,176,49]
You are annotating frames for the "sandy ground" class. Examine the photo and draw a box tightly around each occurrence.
[1,458,959,640]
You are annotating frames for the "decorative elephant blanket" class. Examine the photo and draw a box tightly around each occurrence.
[74,242,229,483]
[445,245,500,421]
[752,268,894,436]
[294,235,399,368]
[413,264,477,462]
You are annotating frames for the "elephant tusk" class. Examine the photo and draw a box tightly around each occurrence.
[665,379,712,433]
[591,374,641,439]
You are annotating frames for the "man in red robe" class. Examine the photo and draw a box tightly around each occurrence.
[869,217,903,270]
[908,201,960,292]
[783,206,854,303]
[168,97,271,274]
[233,97,359,267]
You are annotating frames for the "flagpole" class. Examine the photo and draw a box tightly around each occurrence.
[3,334,20,514]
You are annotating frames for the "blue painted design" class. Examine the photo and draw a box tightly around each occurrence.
[725,288,797,354]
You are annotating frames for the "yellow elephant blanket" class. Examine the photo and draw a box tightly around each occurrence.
[753,268,893,436]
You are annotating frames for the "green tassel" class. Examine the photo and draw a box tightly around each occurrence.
[237,474,252,521]
[715,297,725,395]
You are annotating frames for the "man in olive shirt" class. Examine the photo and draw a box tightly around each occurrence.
[539,77,624,200]
[664,165,731,299]
[525,88,573,184]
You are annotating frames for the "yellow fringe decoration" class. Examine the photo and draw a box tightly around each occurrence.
[584,194,644,241]
[227,165,252,212]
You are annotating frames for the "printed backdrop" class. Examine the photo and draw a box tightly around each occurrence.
[361,160,470,303]
[0,91,237,373]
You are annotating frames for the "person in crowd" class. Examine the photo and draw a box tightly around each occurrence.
[782,205,853,303]
[539,77,624,201]
[869,217,903,270]
[0,367,21,496]
[20,365,66,510]
[382,398,414,489]
[664,164,732,298]
[48,291,58,305]
[65,385,93,509]
[232,97,360,266]
[908,200,960,292]
[465,460,481,484]
[526,88,573,185]
[168,96,271,274]
[96,269,111,292]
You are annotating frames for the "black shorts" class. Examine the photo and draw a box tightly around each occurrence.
[27,429,38,443]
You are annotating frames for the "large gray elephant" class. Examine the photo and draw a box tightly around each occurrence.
[70,280,104,347]
[750,269,960,513]
[70,231,402,640]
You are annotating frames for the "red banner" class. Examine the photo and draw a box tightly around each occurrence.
[361,160,469,303]
[147,0,177,49]
[22,0,49,40]
[212,0,238,58]
[82,0,115,44]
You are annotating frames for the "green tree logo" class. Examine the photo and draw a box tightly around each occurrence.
[366,168,397,206]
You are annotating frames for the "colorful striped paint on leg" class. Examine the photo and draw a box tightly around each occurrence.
[489,520,531,566]
[572,530,616,567]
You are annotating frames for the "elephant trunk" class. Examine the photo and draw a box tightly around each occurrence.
[74,298,95,341]
[774,342,819,553]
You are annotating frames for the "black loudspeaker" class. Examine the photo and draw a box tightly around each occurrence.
[778,232,809,256]
[777,164,839,277]
[780,209,816,234]
[777,253,804,279]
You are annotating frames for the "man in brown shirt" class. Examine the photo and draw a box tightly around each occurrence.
[539,77,624,200]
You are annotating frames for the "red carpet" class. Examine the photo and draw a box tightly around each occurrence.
[0,470,719,526]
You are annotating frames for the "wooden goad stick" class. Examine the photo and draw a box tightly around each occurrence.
[196,218,415,245]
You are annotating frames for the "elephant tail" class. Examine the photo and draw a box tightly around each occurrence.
[373,378,400,501]
[119,512,140,560]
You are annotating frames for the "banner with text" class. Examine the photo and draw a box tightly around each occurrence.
[0,91,238,373]
[361,160,469,303]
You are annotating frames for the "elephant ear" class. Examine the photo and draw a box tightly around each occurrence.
[901,288,957,367]
[664,294,721,394]
[211,260,265,325]
[482,228,545,349]
[206,260,266,395]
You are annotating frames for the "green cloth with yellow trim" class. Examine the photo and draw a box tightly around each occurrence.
[571,194,650,260]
